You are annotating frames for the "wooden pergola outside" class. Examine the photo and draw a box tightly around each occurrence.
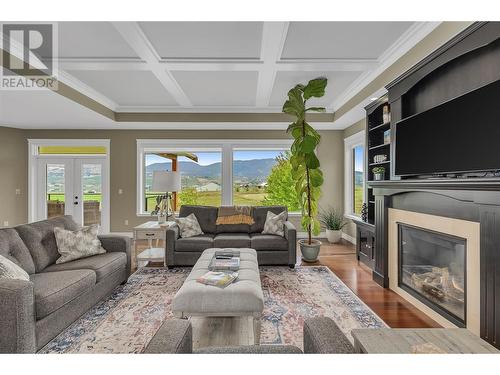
[154,152,198,211]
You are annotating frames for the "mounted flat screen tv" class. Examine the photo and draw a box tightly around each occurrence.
[395,79,500,177]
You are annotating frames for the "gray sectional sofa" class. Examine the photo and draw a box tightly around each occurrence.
[0,216,131,353]
[166,205,296,268]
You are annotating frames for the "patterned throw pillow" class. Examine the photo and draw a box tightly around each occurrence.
[0,254,30,281]
[262,210,287,237]
[54,224,106,264]
[175,213,204,238]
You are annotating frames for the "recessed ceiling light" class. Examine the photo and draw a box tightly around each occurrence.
[370,97,378,101]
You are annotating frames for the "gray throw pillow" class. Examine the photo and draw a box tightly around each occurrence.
[54,224,106,264]
[262,210,286,237]
[175,213,204,238]
[0,254,29,281]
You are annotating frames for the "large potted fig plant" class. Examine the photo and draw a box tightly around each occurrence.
[283,77,327,262]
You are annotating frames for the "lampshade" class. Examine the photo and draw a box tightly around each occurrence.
[152,171,181,192]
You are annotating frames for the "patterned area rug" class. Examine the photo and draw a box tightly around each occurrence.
[40,266,386,353]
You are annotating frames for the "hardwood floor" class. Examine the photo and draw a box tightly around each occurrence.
[133,238,440,328]
[299,239,440,328]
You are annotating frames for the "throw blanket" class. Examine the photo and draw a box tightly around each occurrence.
[216,206,255,225]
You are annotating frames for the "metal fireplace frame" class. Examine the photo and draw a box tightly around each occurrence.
[397,223,467,328]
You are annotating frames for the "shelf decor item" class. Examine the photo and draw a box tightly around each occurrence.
[383,129,391,145]
[374,154,387,163]
[372,166,385,181]
[382,104,391,123]
[318,207,347,244]
[283,77,327,262]
[151,171,181,222]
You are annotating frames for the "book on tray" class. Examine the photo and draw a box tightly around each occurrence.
[196,271,238,288]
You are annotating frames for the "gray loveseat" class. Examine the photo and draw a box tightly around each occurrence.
[166,205,296,268]
[0,216,131,353]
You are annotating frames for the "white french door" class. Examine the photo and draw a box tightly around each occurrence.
[35,156,109,232]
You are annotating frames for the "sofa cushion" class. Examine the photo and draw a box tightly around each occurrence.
[0,254,30,280]
[54,224,106,264]
[179,206,218,234]
[250,206,288,233]
[0,228,36,274]
[30,269,96,320]
[214,233,251,248]
[175,234,214,253]
[250,234,289,251]
[216,223,250,234]
[43,252,126,283]
[15,216,79,272]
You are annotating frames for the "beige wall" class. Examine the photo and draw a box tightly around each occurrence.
[0,127,344,233]
[0,126,28,227]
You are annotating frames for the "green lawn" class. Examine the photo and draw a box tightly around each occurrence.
[47,193,102,203]
[354,185,363,214]
[145,191,269,212]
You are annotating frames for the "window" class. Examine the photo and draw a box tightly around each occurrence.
[137,140,294,215]
[344,131,365,219]
[143,151,222,213]
[232,150,299,210]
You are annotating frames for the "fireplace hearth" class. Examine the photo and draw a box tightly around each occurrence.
[398,224,466,327]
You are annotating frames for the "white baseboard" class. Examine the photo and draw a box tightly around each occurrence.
[342,232,356,245]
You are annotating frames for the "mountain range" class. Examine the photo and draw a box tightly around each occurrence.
[146,158,277,181]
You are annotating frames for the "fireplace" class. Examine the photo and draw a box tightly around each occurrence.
[388,208,480,334]
[398,224,466,327]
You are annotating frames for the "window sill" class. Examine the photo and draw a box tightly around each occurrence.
[344,213,362,221]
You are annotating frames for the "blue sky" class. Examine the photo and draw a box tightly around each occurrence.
[354,145,364,172]
[146,150,282,166]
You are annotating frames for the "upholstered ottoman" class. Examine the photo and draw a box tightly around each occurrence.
[172,248,264,346]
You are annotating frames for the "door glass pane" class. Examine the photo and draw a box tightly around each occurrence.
[46,164,65,219]
[82,164,102,226]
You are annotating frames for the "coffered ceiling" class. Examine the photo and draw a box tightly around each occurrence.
[1,21,445,128]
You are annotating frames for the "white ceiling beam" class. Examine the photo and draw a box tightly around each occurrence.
[111,22,192,106]
[255,22,289,108]
[60,59,149,71]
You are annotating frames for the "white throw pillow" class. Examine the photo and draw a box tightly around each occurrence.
[262,210,287,237]
[0,254,29,281]
[54,224,106,264]
[175,213,204,238]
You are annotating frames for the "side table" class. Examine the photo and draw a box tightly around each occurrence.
[133,221,174,268]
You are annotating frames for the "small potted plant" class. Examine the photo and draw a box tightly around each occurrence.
[319,207,346,243]
[372,166,385,181]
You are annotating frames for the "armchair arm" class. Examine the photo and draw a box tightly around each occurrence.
[166,224,179,267]
[144,319,192,354]
[303,317,355,354]
[0,279,36,353]
[98,235,131,276]
[284,221,297,267]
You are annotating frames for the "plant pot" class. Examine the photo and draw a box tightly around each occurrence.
[374,173,384,181]
[157,213,166,224]
[299,239,322,262]
[326,229,342,243]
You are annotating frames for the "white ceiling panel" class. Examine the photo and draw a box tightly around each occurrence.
[58,22,139,59]
[282,22,414,59]
[138,22,263,59]
[269,71,363,108]
[172,71,258,106]
[67,70,178,106]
